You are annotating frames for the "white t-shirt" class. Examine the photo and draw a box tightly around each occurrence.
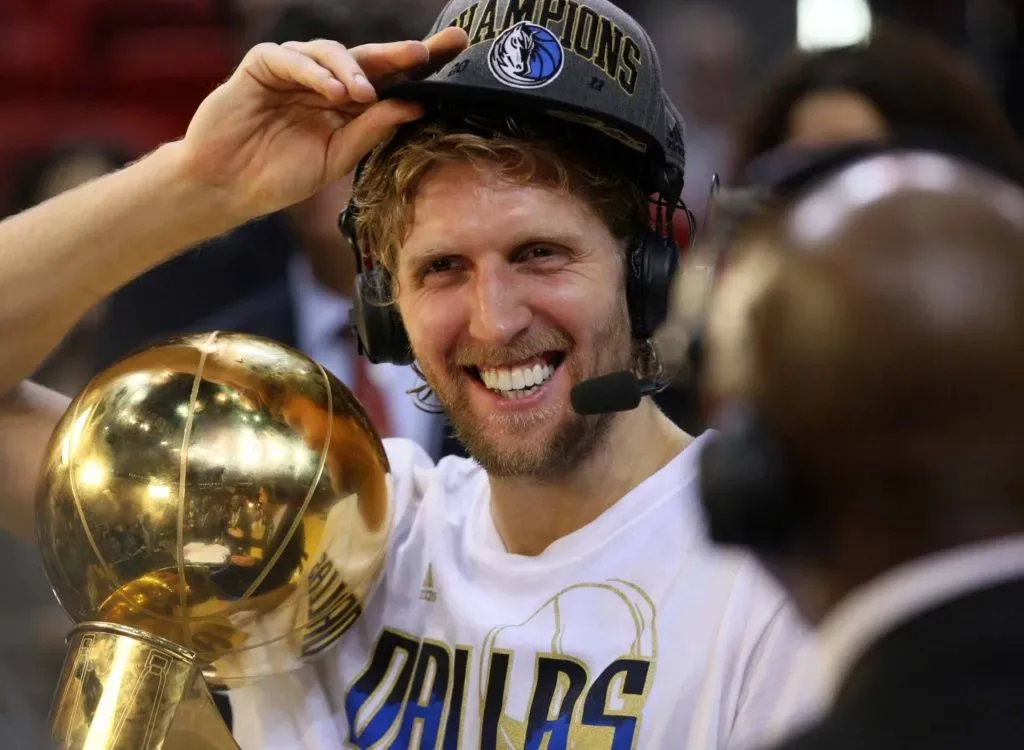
[228,432,821,749]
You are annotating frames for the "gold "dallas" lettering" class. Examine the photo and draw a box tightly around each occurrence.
[449,0,643,95]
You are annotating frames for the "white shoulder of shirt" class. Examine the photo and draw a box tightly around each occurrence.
[381,436,480,527]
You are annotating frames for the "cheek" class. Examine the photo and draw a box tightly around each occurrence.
[398,292,467,362]
[529,273,623,341]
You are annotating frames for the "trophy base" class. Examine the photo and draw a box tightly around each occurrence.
[49,622,239,750]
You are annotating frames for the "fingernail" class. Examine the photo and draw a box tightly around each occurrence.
[353,73,374,93]
[330,78,347,97]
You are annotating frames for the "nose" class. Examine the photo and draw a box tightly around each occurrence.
[467,259,532,346]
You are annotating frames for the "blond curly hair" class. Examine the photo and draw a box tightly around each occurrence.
[351,115,649,295]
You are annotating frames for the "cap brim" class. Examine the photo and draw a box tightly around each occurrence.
[380,78,668,173]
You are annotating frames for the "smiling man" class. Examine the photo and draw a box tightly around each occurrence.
[0,0,818,747]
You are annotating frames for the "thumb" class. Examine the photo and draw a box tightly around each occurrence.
[327,99,425,181]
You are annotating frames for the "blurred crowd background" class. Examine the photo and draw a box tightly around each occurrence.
[1,0,1022,737]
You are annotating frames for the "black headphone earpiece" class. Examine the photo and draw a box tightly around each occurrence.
[627,166,695,341]
[626,223,683,341]
[697,403,802,550]
[340,155,414,366]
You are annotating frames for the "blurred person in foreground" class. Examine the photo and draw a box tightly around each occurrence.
[692,143,1024,749]
[0,1,817,748]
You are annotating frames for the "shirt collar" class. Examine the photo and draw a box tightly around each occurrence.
[816,533,1024,706]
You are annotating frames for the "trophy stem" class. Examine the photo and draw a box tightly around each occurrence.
[49,622,239,750]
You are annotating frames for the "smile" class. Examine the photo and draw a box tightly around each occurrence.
[466,352,565,400]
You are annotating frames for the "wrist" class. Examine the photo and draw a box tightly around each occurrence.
[157,140,256,236]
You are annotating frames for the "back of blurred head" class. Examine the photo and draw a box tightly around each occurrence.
[697,148,1024,623]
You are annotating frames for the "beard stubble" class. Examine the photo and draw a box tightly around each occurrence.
[419,298,633,481]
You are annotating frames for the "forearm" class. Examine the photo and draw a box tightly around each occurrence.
[0,141,246,396]
[0,382,69,540]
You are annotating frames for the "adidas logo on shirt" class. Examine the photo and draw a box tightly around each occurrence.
[420,563,437,602]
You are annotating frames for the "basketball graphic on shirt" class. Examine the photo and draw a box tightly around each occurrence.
[479,580,657,748]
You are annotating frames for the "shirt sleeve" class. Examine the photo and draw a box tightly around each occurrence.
[378,437,440,544]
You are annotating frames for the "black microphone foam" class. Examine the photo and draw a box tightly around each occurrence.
[571,371,645,415]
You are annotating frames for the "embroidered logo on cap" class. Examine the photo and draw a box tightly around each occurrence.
[487,21,564,89]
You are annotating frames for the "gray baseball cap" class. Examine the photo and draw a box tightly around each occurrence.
[381,0,686,193]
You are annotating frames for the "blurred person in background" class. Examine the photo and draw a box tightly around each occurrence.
[188,2,465,461]
[649,2,748,221]
[91,2,464,460]
[729,21,1024,183]
[695,142,1024,749]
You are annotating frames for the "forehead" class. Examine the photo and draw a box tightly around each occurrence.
[786,89,889,146]
[397,162,609,264]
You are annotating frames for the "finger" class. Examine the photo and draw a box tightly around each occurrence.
[246,43,348,103]
[359,28,470,89]
[422,27,471,72]
[281,39,378,103]
[393,27,473,84]
[359,28,469,81]
[325,99,425,181]
[263,88,375,117]
[348,40,432,83]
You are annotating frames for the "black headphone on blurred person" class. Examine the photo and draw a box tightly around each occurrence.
[692,135,1024,556]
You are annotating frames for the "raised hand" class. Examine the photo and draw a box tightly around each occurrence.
[177,27,468,223]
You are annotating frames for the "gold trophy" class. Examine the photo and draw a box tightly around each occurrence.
[35,332,393,749]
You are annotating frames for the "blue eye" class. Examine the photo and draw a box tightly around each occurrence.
[517,245,560,262]
[424,257,460,275]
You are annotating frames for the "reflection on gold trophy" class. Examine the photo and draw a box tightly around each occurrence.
[35,332,392,749]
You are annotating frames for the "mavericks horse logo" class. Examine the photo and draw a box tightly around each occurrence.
[487,22,564,89]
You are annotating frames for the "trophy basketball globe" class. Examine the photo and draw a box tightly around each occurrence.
[35,332,392,749]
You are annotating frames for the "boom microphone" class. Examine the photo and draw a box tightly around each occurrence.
[570,371,665,415]
[572,174,728,417]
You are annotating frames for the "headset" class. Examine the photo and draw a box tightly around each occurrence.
[339,117,697,367]
[694,135,1024,556]
[339,152,415,366]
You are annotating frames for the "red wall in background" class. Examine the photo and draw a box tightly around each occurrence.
[0,0,237,210]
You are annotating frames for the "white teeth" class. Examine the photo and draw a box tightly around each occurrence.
[479,361,557,395]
